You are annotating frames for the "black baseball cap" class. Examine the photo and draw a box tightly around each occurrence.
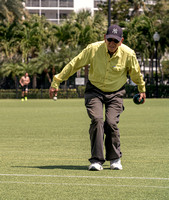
[105,24,123,41]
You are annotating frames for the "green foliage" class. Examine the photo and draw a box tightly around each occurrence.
[124,15,155,59]
[0,88,79,99]
[0,22,20,61]
[98,0,131,23]
[157,15,169,53]
[162,60,169,77]
[15,15,51,62]
[0,0,26,23]
[144,0,169,53]
[29,51,61,75]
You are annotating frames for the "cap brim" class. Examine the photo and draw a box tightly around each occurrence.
[106,35,121,41]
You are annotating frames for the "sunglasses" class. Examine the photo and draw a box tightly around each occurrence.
[107,38,119,44]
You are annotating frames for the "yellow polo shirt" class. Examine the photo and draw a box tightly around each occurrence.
[51,41,146,93]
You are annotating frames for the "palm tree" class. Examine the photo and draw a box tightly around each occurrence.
[0,10,108,89]
[0,22,21,63]
[30,51,60,74]
[128,0,146,18]
[28,51,59,88]
[52,10,107,85]
[12,15,51,87]
[70,9,106,47]
[0,61,23,92]
[124,15,155,83]
[92,11,107,41]
[0,0,27,23]
[125,15,154,58]
[97,0,131,24]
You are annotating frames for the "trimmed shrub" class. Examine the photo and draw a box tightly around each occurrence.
[0,84,168,99]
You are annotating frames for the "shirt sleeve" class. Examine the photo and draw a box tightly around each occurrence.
[128,53,146,93]
[54,45,92,83]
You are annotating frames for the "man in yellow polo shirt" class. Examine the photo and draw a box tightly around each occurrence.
[49,24,146,171]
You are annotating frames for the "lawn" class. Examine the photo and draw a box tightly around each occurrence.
[0,99,169,200]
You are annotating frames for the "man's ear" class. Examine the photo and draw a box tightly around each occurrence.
[104,34,106,41]
[119,37,124,45]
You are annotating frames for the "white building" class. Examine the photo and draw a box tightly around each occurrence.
[25,0,106,24]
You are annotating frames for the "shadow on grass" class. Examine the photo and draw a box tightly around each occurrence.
[12,165,88,170]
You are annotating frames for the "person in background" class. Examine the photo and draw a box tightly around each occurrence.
[19,72,30,101]
[49,24,146,171]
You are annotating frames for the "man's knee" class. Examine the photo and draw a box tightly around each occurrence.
[91,117,104,125]
[104,118,119,133]
[89,117,104,138]
[106,117,117,126]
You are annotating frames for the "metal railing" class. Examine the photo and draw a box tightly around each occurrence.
[26,0,73,7]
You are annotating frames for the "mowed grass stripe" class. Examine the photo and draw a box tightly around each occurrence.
[0,174,169,181]
[0,181,169,189]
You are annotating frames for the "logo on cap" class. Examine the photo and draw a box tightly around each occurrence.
[112,28,118,34]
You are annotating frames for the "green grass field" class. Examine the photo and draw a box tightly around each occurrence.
[0,99,169,200]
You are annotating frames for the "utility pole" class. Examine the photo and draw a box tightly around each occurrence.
[108,0,111,27]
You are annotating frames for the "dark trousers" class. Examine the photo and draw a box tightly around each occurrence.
[84,81,125,164]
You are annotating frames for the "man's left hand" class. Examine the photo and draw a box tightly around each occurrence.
[139,92,146,104]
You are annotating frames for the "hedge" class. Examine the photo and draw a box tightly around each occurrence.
[0,88,78,99]
[0,84,169,99]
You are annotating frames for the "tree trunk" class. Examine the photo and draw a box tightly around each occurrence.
[32,74,37,89]
[14,75,19,99]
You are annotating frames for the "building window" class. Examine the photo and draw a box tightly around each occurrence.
[26,0,74,8]
[59,0,73,7]
[60,13,67,19]
[29,10,40,15]
[41,0,58,7]
[94,0,106,8]
[26,0,39,7]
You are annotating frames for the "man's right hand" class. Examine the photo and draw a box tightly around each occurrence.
[49,87,58,99]
[49,75,60,98]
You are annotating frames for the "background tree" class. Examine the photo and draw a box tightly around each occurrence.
[14,15,50,63]
[124,15,154,59]
[0,0,27,23]
[128,0,147,18]
[0,22,20,62]
[0,62,23,90]
[145,0,169,54]
[98,0,131,24]
[123,15,155,83]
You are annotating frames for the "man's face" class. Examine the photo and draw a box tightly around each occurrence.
[104,35,123,54]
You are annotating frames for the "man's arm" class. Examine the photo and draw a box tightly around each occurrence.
[49,45,91,98]
[128,54,146,103]
[19,77,24,86]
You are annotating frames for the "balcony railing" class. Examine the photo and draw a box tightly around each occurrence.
[41,0,58,7]
[26,0,73,7]
[26,0,39,7]
[60,0,73,7]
